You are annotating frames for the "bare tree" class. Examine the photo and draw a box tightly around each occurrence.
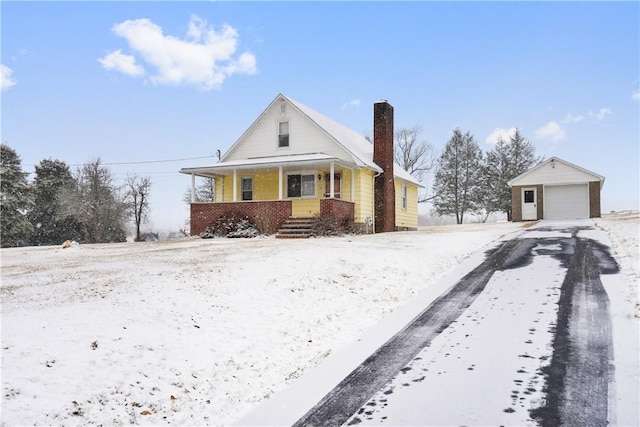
[183,177,215,204]
[63,159,128,243]
[125,175,152,242]
[393,125,436,203]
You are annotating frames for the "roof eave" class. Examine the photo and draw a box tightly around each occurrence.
[180,156,371,178]
[507,156,605,187]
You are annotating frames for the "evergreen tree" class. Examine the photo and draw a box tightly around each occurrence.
[482,129,541,220]
[64,159,128,243]
[29,158,84,245]
[0,144,33,247]
[432,129,483,224]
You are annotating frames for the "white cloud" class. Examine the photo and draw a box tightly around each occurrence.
[561,113,585,124]
[588,107,612,122]
[98,50,145,76]
[341,99,361,110]
[101,15,257,90]
[1,64,16,91]
[535,121,566,142]
[633,91,640,101]
[561,108,611,124]
[485,127,516,145]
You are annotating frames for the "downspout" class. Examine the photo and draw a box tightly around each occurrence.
[372,171,382,233]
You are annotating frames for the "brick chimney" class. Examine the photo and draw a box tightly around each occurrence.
[373,100,395,233]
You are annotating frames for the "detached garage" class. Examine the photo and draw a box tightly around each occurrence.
[508,157,604,221]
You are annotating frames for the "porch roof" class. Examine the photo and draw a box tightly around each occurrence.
[179,153,364,178]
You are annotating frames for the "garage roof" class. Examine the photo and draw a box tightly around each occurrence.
[507,156,605,188]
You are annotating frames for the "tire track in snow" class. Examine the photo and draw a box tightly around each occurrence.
[530,234,616,426]
[292,238,521,427]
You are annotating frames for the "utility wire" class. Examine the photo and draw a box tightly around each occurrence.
[24,155,216,168]
[103,155,215,166]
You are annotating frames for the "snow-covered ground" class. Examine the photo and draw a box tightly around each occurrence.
[1,213,638,426]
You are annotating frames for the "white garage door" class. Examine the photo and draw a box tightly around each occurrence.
[544,184,589,219]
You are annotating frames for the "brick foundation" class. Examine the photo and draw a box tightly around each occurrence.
[320,198,355,225]
[190,201,292,236]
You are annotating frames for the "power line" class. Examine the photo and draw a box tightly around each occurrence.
[24,155,216,168]
[103,155,215,166]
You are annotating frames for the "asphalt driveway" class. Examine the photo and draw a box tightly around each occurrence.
[293,224,619,426]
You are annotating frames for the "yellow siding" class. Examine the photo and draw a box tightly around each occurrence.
[342,169,352,201]
[219,171,280,201]
[354,169,375,224]
[214,168,421,230]
[292,199,320,217]
[221,175,232,201]
[252,171,279,200]
[395,180,418,229]
[221,169,358,204]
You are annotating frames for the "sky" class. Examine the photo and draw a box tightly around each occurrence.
[2,1,639,232]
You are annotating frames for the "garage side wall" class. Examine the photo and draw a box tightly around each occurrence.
[589,181,601,218]
[511,185,544,222]
[511,187,522,222]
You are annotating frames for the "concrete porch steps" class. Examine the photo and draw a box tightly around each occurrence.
[276,217,315,239]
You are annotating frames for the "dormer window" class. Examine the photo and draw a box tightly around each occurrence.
[278,121,289,147]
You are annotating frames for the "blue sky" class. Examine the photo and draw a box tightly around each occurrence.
[2,1,638,231]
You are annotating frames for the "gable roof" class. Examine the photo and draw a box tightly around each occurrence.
[507,156,605,188]
[219,93,421,186]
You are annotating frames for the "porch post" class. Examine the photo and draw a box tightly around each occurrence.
[330,162,335,198]
[350,168,355,202]
[278,166,283,200]
[233,169,237,202]
[190,173,196,203]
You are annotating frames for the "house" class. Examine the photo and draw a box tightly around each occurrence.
[507,156,604,221]
[180,94,422,236]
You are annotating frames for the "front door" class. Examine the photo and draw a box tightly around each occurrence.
[522,187,537,220]
[324,173,341,198]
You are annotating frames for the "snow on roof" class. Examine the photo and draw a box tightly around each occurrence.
[187,93,422,186]
[180,153,342,176]
[507,156,605,188]
[282,94,422,186]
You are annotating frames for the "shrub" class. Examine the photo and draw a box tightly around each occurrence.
[311,213,339,236]
[340,217,359,235]
[200,212,260,239]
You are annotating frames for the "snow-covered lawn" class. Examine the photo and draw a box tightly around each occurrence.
[1,214,637,426]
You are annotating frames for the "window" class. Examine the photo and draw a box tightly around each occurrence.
[401,184,408,210]
[241,177,253,201]
[287,173,315,198]
[278,121,289,147]
[524,190,535,203]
